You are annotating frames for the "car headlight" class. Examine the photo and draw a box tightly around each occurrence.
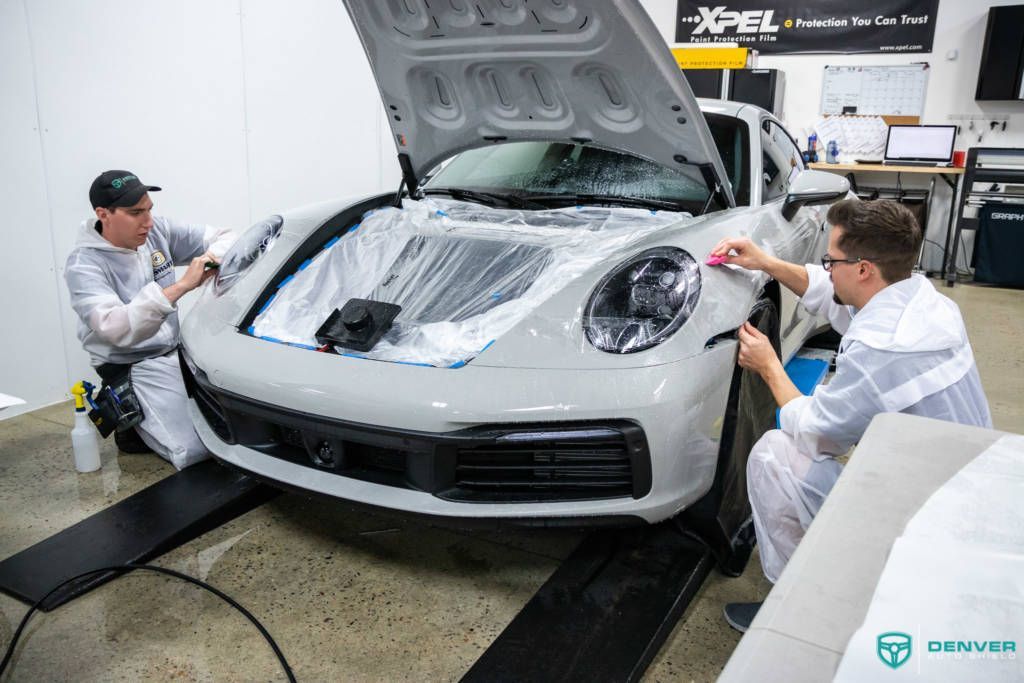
[214,215,284,295]
[583,247,701,353]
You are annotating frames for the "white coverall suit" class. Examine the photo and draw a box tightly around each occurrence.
[749,264,992,583]
[65,217,235,469]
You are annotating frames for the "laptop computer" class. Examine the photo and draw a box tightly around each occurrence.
[883,125,956,167]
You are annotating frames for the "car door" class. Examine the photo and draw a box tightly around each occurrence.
[758,118,830,358]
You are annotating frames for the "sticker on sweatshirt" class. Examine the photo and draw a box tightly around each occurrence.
[151,250,172,280]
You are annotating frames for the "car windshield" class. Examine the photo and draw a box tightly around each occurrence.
[424,113,749,214]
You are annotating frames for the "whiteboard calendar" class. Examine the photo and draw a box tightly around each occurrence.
[820,64,929,117]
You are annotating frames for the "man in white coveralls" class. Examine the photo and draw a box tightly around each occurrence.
[65,170,235,469]
[709,199,991,632]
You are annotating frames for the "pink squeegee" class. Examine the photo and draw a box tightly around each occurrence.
[705,254,728,266]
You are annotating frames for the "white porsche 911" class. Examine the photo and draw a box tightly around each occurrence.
[180,0,848,564]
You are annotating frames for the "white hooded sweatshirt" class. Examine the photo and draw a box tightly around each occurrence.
[778,265,992,457]
[65,216,234,366]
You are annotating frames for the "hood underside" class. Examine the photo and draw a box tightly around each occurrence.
[250,198,692,367]
[341,0,733,204]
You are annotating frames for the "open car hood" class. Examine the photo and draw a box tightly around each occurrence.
[341,0,734,206]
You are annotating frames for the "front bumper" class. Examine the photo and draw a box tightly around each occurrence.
[182,350,652,503]
[180,322,737,523]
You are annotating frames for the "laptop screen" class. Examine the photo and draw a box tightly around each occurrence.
[884,125,956,163]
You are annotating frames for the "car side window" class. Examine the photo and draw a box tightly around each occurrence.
[761,120,803,204]
[704,113,751,207]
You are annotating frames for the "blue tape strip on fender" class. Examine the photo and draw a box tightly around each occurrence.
[256,293,277,315]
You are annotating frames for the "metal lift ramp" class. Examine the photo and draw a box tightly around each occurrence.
[0,460,277,611]
[463,352,832,682]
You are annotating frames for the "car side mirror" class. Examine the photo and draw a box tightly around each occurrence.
[781,170,850,221]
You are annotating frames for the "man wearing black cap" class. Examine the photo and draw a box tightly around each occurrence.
[65,170,236,469]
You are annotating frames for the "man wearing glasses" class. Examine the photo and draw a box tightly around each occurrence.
[708,199,991,632]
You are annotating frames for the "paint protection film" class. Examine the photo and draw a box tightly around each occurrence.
[250,198,692,367]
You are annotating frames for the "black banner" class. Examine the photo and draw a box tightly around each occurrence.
[675,1,939,54]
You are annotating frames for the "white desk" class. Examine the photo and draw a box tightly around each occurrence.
[810,163,965,282]
[718,413,1011,682]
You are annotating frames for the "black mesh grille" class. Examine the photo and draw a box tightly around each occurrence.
[449,437,634,500]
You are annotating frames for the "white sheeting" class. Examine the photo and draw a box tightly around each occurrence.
[834,435,1024,681]
[252,198,690,367]
[0,393,26,411]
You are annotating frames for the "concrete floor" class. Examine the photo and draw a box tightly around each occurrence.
[0,280,1020,682]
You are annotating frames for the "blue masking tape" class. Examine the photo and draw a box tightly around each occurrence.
[277,275,294,289]
[246,325,255,335]
[448,360,467,369]
[480,339,496,353]
[323,236,340,250]
[257,293,277,315]
[297,259,313,271]
[348,223,360,234]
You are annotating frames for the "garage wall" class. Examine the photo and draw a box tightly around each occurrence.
[641,0,1024,272]
[0,0,398,419]
[0,0,71,418]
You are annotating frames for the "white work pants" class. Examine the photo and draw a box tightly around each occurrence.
[130,352,209,470]
[747,429,844,583]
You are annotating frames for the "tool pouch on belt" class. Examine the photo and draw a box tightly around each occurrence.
[90,363,144,438]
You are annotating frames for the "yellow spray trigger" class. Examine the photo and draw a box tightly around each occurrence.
[71,382,87,411]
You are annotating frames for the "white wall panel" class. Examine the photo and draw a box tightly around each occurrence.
[241,0,396,219]
[2,0,400,416]
[0,0,71,419]
[23,0,250,400]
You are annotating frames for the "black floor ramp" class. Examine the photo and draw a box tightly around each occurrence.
[462,523,715,683]
[0,459,278,611]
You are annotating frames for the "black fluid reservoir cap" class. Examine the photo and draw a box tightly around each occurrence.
[342,304,372,331]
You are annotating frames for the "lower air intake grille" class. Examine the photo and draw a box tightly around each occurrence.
[448,432,636,502]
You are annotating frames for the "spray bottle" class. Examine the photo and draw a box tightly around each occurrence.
[70,382,101,472]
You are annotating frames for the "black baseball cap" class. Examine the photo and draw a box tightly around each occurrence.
[89,170,161,209]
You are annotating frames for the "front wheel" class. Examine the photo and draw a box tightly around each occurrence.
[677,296,780,576]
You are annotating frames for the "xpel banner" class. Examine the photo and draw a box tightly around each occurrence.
[675,1,939,54]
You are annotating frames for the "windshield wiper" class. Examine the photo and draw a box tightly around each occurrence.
[421,187,543,210]
[524,193,688,212]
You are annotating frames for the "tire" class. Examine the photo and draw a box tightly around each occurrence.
[677,296,781,576]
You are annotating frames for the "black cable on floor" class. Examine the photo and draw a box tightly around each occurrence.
[922,237,973,278]
[0,563,296,682]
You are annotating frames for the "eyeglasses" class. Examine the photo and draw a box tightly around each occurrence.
[821,254,873,272]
